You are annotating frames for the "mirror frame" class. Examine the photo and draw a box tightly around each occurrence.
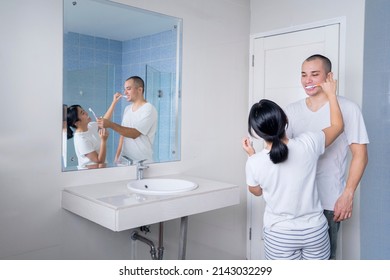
[62,0,183,171]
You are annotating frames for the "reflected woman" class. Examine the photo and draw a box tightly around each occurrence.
[66,105,108,169]
[66,94,121,169]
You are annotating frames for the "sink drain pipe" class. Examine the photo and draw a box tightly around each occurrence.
[131,217,188,260]
[131,222,164,260]
[158,222,164,259]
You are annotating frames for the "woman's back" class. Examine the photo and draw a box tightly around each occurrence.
[245,131,326,229]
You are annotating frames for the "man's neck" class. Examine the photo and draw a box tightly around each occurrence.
[305,93,329,112]
[132,98,147,111]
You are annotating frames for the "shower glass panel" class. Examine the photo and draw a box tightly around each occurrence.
[146,65,179,162]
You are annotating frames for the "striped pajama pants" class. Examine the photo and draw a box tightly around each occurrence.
[263,222,330,260]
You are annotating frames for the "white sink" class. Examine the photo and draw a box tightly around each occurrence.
[127,178,198,195]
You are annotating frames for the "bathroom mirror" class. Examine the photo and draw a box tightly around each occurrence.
[62,0,182,171]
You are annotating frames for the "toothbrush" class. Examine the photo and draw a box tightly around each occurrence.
[305,84,320,89]
[248,135,254,146]
[88,108,98,120]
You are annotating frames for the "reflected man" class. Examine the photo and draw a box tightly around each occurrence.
[98,76,158,163]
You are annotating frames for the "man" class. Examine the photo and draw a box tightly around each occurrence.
[285,54,369,259]
[98,76,157,163]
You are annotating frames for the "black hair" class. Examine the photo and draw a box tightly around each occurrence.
[126,76,145,94]
[66,105,81,139]
[248,99,288,164]
[305,54,332,74]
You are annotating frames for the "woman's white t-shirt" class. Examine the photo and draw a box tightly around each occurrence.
[74,122,101,169]
[246,131,327,230]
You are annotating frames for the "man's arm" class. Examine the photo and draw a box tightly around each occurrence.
[97,118,141,139]
[333,143,368,222]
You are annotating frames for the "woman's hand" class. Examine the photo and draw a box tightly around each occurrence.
[99,128,109,141]
[321,72,337,99]
[242,137,255,156]
[112,92,123,104]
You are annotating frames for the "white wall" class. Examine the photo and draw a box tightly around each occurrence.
[0,0,250,259]
[250,0,366,259]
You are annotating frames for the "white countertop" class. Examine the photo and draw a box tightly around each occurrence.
[61,174,240,231]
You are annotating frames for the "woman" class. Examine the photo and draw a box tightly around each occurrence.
[242,74,343,260]
[67,93,122,169]
[67,105,109,169]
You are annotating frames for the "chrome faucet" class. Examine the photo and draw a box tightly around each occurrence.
[136,160,149,180]
[121,155,133,166]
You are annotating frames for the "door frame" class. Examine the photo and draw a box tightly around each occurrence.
[247,17,347,259]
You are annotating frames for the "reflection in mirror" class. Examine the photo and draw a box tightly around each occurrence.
[62,0,182,171]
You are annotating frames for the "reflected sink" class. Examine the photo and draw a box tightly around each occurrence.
[127,178,198,195]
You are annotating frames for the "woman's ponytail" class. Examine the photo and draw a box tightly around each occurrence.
[248,99,289,164]
[66,105,80,140]
[269,134,288,164]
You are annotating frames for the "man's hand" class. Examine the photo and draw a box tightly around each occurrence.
[97,118,111,129]
[333,190,354,222]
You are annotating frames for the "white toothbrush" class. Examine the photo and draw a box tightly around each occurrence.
[305,84,320,89]
[248,135,254,146]
[88,108,98,120]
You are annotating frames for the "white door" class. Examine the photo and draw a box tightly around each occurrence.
[247,24,340,259]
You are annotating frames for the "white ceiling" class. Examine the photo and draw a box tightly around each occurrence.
[64,0,180,41]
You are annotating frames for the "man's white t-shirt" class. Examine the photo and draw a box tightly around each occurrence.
[121,103,157,162]
[246,132,327,230]
[285,96,369,210]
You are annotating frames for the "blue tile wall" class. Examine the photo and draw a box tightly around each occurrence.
[361,0,390,259]
[63,32,123,165]
[121,28,179,162]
